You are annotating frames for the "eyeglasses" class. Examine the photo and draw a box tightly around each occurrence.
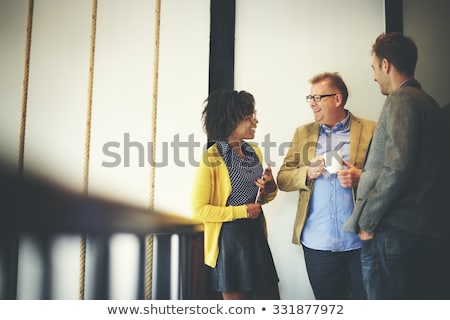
[244,110,257,121]
[306,93,337,103]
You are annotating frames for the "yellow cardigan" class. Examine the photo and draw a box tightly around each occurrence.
[191,142,277,267]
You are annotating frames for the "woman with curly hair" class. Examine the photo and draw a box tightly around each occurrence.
[191,89,280,300]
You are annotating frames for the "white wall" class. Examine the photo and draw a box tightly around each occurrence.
[0,0,28,172]
[5,0,446,300]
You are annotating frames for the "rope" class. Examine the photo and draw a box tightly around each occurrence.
[145,0,162,300]
[18,0,34,177]
[79,0,98,300]
[11,0,35,301]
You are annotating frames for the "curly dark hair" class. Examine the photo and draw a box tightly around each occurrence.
[201,90,255,141]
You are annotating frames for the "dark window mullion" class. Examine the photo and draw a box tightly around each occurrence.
[385,0,403,33]
[209,0,235,94]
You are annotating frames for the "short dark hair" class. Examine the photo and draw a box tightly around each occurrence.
[372,32,418,77]
[309,72,349,105]
[202,90,255,141]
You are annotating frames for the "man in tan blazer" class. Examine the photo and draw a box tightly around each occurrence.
[277,72,376,299]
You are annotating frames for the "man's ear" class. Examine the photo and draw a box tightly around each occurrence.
[382,58,390,72]
[335,92,342,106]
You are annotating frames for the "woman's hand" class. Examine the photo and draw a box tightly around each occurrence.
[246,203,262,219]
[255,164,277,197]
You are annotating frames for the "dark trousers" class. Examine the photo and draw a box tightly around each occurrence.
[302,245,367,300]
[361,226,450,300]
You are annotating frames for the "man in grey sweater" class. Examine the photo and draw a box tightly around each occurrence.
[343,32,449,299]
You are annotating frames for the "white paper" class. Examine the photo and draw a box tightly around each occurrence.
[323,150,342,174]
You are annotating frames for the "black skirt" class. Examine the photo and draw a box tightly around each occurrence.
[208,212,279,292]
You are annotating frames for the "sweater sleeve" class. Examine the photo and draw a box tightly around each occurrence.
[191,150,247,223]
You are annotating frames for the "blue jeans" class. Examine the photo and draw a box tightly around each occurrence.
[361,226,450,299]
[302,245,367,299]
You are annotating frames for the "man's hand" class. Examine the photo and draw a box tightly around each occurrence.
[337,159,361,188]
[358,229,375,240]
[307,156,325,180]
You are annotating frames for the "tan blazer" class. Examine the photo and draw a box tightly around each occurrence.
[277,112,376,245]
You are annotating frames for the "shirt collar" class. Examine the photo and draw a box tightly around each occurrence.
[320,109,350,134]
[397,78,421,90]
[216,140,231,156]
[216,140,251,156]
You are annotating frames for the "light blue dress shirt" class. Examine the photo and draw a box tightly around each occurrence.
[301,110,362,251]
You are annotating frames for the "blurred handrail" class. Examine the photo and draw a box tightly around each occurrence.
[0,163,203,236]
[0,162,205,300]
